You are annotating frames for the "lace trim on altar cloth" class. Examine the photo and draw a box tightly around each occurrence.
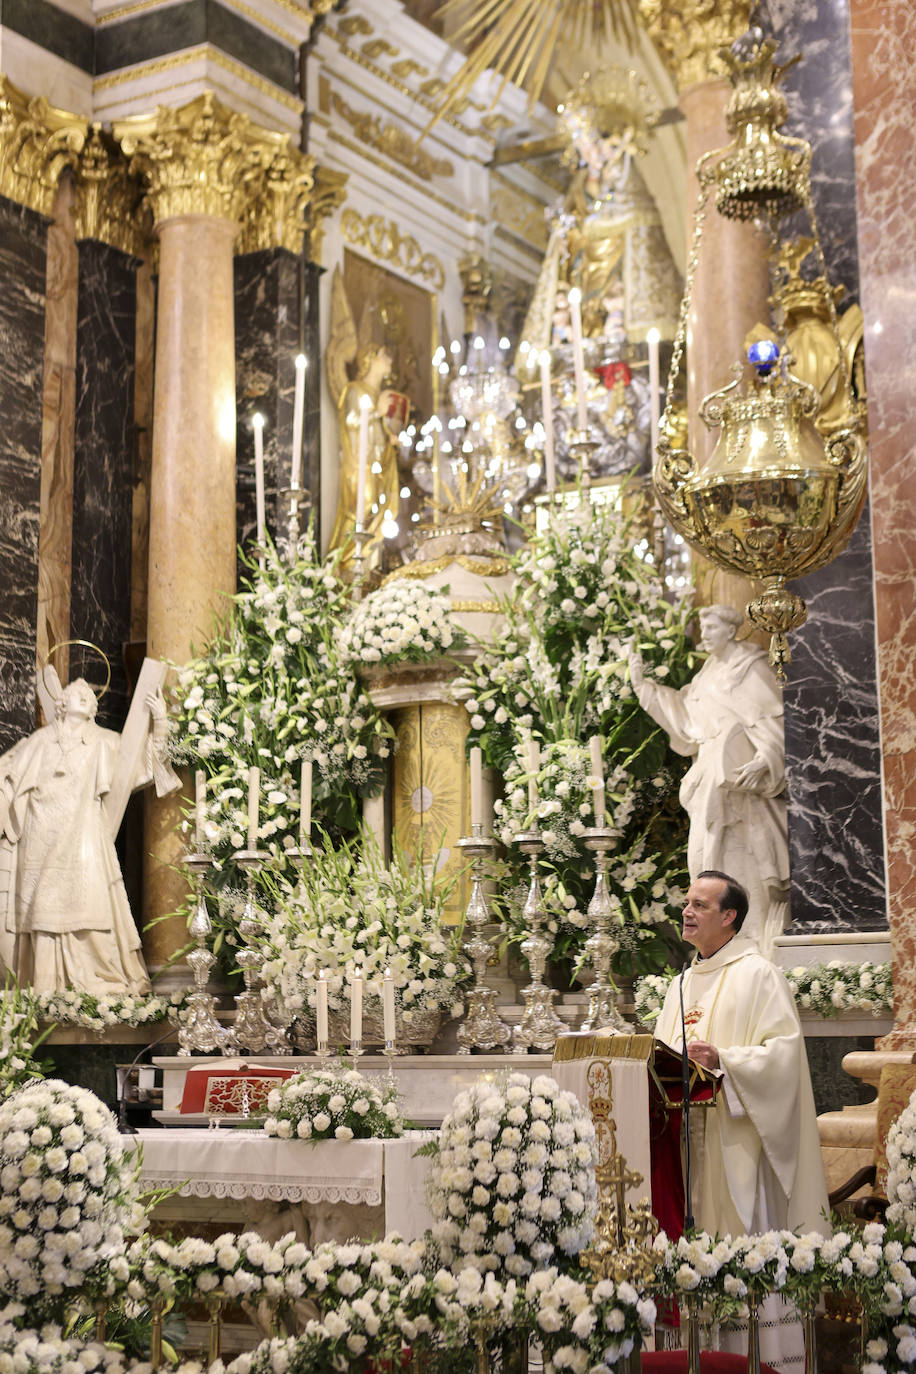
[140,1174,383,1206]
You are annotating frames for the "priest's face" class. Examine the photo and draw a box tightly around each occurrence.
[682,876,737,958]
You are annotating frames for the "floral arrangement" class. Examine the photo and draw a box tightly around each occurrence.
[0,1306,159,1374]
[263,1066,403,1142]
[636,960,894,1026]
[785,961,893,1018]
[337,580,466,667]
[428,1071,597,1279]
[31,987,193,1032]
[525,1267,657,1373]
[456,489,695,979]
[0,1079,143,1316]
[0,983,50,1099]
[886,1089,916,1233]
[259,831,470,1029]
[170,535,395,943]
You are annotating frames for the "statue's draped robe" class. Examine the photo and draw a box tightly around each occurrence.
[656,935,829,1370]
[0,717,151,994]
[636,646,789,955]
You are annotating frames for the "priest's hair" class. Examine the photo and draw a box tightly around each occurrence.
[697,869,749,930]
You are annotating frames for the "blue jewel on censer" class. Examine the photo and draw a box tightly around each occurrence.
[747,338,780,377]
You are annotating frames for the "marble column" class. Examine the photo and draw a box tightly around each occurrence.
[234,247,298,559]
[0,196,51,752]
[847,0,916,1041]
[640,0,769,617]
[71,237,139,730]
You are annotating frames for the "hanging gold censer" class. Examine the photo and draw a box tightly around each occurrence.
[653,28,867,678]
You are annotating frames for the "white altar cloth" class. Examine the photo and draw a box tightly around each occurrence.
[127,1129,435,1240]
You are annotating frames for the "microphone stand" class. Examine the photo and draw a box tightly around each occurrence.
[678,968,695,1232]
[117,1026,179,1134]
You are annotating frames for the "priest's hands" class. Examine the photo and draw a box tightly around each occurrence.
[688,1040,720,1071]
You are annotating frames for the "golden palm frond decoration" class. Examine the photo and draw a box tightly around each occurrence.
[426,0,642,127]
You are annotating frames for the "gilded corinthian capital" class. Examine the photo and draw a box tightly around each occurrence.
[113,92,290,227]
[73,124,149,254]
[237,142,316,256]
[0,75,87,217]
[639,0,751,92]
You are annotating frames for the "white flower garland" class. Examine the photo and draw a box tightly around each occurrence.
[263,1067,403,1142]
[32,988,193,1031]
[428,1071,597,1279]
[635,960,893,1025]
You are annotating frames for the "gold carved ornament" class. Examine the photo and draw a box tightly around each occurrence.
[341,208,445,290]
[113,92,295,227]
[237,143,316,256]
[639,0,752,92]
[0,75,87,218]
[305,165,348,265]
[329,91,454,181]
[72,123,150,255]
[652,31,868,679]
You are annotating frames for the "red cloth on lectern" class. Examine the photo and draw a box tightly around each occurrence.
[642,1353,779,1374]
[180,1064,295,1114]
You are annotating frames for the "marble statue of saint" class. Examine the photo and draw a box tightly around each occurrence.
[0,674,179,996]
[327,343,402,569]
[628,605,790,956]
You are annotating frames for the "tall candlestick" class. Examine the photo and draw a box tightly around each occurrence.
[355,393,371,528]
[525,733,539,814]
[247,766,259,850]
[382,967,396,1044]
[568,287,589,432]
[647,327,661,455]
[470,746,483,830]
[539,351,556,492]
[350,967,363,1045]
[316,970,328,1044]
[299,758,312,845]
[253,413,265,543]
[589,735,605,828]
[194,769,206,850]
[291,354,307,491]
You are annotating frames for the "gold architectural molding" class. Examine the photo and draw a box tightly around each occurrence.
[329,129,485,226]
[330,90,454,180]
[341,207,445,289]
[113,92,307,231]
[338,15,372,36]
[391,59,429,81]
[94,46,302,115]
[0,76,87,218]
[362,38,399,60]
[305,163,348,265]
[72,123,150,255]
[638,0,752,92]
[96,0,321,41]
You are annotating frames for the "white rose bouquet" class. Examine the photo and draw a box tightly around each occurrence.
[428,1071,597,1279]
[0,983,50,1100]
[263,1066,403,1142]
[338,580,466,667]
[525,1267,656,1374]
[0,1080,143,1317]
[883,1096,916,1233]
[785,960,892,1018]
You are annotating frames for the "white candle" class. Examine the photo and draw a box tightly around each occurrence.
[568,287,588,432]
[291,353,307,491]
[647,327,661,455]
[247,765,259,850]
[382,967,396,1044]
[350,968,363,1045]
[539,350,556,492]
[470,745,483,830]
[316,970,328,1044]
[526,733,539,814]
[253,413,265,543]
[355,393,372,528]
[299,758,312,844]
[194,769,206,850]
[589,735,605,828]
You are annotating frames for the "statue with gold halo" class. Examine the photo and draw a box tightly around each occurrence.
[326,266,404,571]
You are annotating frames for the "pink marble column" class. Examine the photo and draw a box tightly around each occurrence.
[849,0,916,1044]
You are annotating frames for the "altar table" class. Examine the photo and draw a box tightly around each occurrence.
[127,1128,435,1245]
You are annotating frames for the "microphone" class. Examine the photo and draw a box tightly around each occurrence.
[117,1026,179,1133]
[678,968,695,1232]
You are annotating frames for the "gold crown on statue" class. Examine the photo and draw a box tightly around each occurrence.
[557,67,659,166]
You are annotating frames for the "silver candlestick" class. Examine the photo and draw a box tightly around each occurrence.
[512,829,566,1051]
[178,855,228,1056]
[225,850,290,1054]
[282,486,310,561]
[352,522,368,593]
[578,828,630,1033]
[566,428,599,490]
[456,826,511,1054]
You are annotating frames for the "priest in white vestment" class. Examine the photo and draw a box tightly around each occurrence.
[655,870,829,1370]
